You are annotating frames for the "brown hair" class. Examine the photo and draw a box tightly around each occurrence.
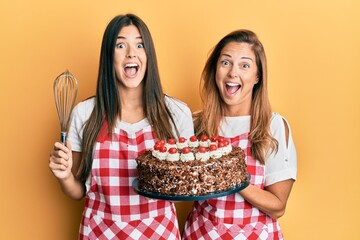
[194,29,278,164]
[77,14,178,181]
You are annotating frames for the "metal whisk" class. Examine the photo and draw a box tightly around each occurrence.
[53,70,78,144]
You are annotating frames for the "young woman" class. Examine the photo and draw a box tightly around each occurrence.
[49,14,193,240]
[183,30,297,239]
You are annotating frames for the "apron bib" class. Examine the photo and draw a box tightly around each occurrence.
[183,132,283,240]
[79,122,180,240]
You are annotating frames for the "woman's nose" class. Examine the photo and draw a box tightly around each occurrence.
[126,46,136,58]
[228,67,238,78]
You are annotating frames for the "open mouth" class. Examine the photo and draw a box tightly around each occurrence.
[225,82,241,95]
[124,63,139,77]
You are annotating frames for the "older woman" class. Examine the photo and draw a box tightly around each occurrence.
[183,30,297,239]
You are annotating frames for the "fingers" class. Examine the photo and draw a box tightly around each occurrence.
[50,147,69,160]
[49,141,74,180]
[49,160,68,171]
[49,153,69,167]
[49,152,70,174]
[49,141,72,170]
[52,140,74,158]
[54,142,70,153]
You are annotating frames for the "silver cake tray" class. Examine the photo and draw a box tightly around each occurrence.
[133,173,250,201]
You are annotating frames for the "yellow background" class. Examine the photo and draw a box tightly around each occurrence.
[1,0,359,239]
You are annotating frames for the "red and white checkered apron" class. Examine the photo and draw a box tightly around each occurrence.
[182,132,283,240]
[79,122,180,240]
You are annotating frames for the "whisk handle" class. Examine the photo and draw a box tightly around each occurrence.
[61,132,67,145]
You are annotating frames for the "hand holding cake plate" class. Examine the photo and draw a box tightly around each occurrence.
[133,173,250,201]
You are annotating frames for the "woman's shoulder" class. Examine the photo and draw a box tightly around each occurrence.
[72,97,95,120]
[270,112,289,128]
[270,112,292,144]
[74,97,95,110]
[164,94,191,112]
[164,94,194,138]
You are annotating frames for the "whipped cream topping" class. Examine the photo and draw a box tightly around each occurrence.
[199,140,209,147]
[151,136,234,162]
[157,151,167,160]
[166,143,177,149]
[210,149,222,159]
[152,149,159,158]
[177,141,188,149]
[167,152,180,161]
[188,140,199,148]
[221,144,232,155]
[180,152,195,161]
[195,152,210,161]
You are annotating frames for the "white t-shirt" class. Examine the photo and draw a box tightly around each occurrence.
[219,112,297,186]
[67,95,194,152]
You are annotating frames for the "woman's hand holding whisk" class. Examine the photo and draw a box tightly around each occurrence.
[49,141,73,180]
[49,141,85,200]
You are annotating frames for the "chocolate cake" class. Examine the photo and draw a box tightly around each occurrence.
[136,136,248,196]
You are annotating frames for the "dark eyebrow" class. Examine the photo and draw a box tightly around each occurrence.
[221,53,253,62]
[117,36,143,40]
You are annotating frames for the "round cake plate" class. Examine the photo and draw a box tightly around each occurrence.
[133,173,250,201]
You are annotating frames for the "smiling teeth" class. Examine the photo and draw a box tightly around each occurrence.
[125,63,138,67]
[226,83,240,86]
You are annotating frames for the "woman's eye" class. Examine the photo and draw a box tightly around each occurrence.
[116,43,125,49]
[242,63,250,68]
[221,60,230,66]
[137,43,144,48]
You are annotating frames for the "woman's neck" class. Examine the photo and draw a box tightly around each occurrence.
[119,87,145,124]
[223,103,251,117]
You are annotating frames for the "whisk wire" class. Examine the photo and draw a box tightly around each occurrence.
[53,70,78,144]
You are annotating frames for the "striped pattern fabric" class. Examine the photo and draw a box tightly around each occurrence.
[79,123,180,240]
[182,132,283,240]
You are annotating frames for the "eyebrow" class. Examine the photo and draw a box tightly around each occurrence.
[221,53,254,62]
[117,36,143,40]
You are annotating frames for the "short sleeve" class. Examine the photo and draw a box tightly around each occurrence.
[67,98,95,152]
[264,113,297,186]
[164,95,194,139]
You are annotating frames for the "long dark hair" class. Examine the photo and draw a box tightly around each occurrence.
[77,14,178,181]
[194,29,278,164]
